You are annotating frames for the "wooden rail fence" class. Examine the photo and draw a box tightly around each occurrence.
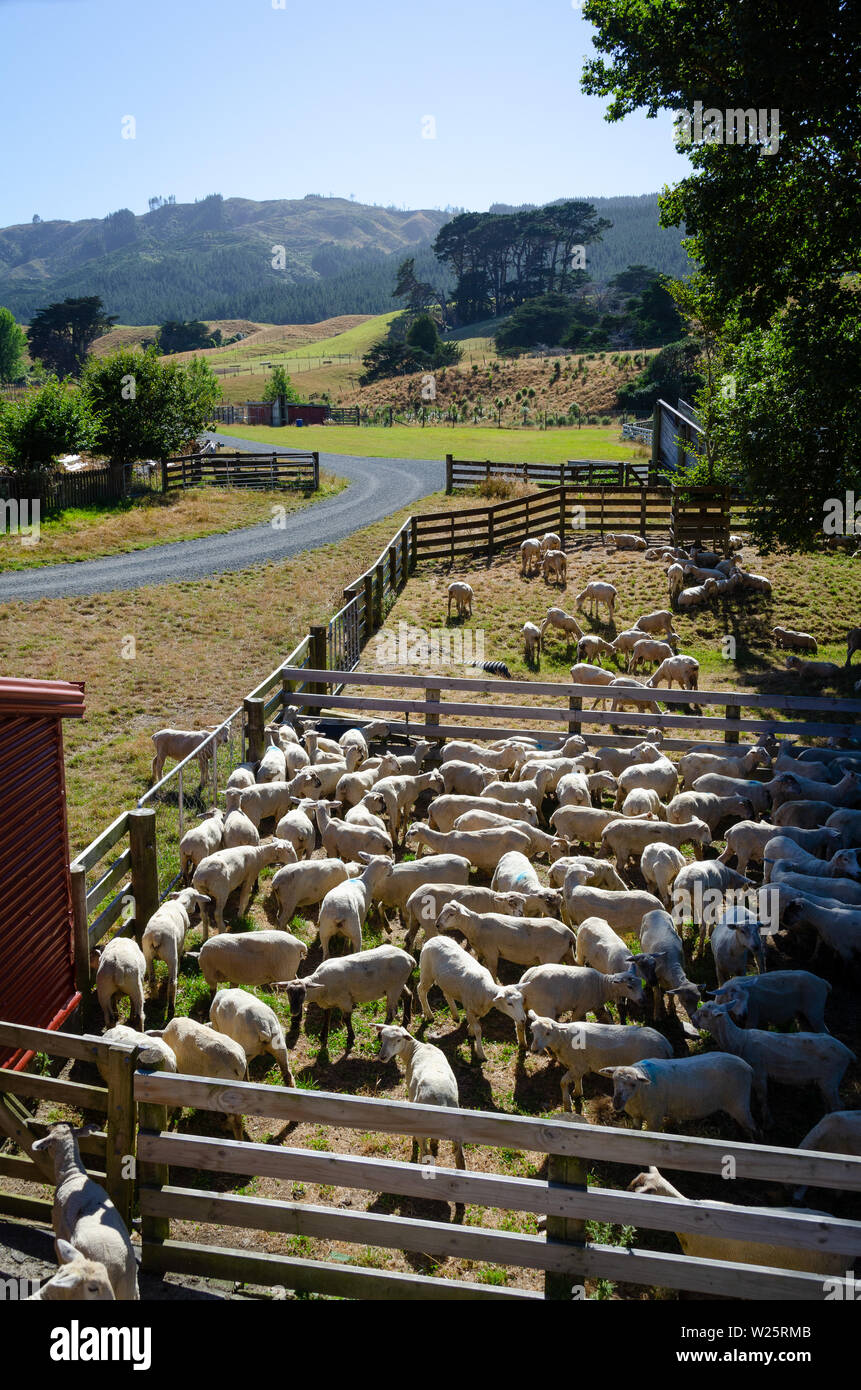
[0,466,123,514]
[161,451,319,492]
[3,1019,860,1302]
[445,456,647,492]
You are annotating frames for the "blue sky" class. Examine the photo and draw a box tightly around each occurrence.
[1,0,690,225]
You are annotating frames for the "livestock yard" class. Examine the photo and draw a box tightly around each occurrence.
[2,474,861,1306]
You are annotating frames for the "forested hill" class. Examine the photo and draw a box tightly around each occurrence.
[0,192,690,326]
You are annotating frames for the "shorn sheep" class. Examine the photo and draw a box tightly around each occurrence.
[447,581,473,619]
[576,580,617,622]
[374,1024,466,1169]
[542,549,568,584]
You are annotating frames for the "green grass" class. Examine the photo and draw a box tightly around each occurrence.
[222,422,640,463]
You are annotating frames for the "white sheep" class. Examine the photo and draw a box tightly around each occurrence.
[97,1025,177,1082]
[692,772,771,816]
[540,531,561,555]
[794,1112,861,1201]
[540,606,584,651]
[678,745,771,788]
[452,812,565,861]
[193,929,307,991]
[576,634,617,666]
[772,625,818,654]
[602,818,711,872]
[418,935,526,1061]
[442,739,520,770]
[672,859,755,954]
[520,537,542,576]
[374,1024,466,1169]
[256,731,288,784]
[718,821,837,875]
[179,808,224,882]
[667,563,685,604]
[606,532,646,551]
[640,842,686,908]
[150,1017,247,1140]
[634,610,679,642]
[370,853,472,925]
[549,855,627,893]
[491,850,564,913]
[28,1243,115,1301]
[550,804,625,846]
[481,764,554,810]
[567,663,616,701]
[619,787,667,820]
[648,654,700,691]
[666,789,754,835]
[223,803,261,851]
[406,821,533,872]
[522,621,541,663]
[514,963,645,1043]
[600,1054,758,1136]
[209,987,293,1084]
[30,1124,138,1300]
[529,1014,672,1109]
[710,906,765,985]
[270,857,352,929]
[141,887,207,1019]
[92,938,147,1031]
[542,549,567,584]
[576,580,617,622]
[335,752,399,808]
[286,945,415,1053]
[403,883,528,949]
[708,970,830,1033]
[634,908,701,1019]
[436,901,576,981]
[628,638,675,675]
[362,770,444,844]
[675,578,718,610]
[314,801,393,859]
[562,882,664,930]
[601,676,663,716]
[150,725,228,787]
[192,839,297,935]
[317,853,393,957]
[430,793,538,833]
[781,896,861,965]
[439,760,497,797]
[447,581,474,619]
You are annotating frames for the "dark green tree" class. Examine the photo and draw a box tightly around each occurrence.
[262,364,300,402]
[82,349,215,479]
[158,320,214,354]
[0,308,27,383]
[27,296,117,378]
[0,378,94,470]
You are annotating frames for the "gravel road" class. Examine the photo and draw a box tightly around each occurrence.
[0,435,443,601]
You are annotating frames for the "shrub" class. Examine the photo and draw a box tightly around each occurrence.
[0,378,94,471]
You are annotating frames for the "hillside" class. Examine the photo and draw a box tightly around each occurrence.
[0,194,691,327]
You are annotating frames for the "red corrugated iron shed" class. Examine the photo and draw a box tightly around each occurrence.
[0,678,85,1068]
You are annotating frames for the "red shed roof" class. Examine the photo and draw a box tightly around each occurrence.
[0,678,85,718]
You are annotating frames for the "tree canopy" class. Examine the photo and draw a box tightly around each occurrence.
[0,308,27,383]
[27,296,117,378]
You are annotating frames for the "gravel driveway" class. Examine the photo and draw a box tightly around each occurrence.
[0,435,443,601]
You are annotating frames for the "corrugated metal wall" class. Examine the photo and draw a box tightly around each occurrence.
[0,692,81,1065]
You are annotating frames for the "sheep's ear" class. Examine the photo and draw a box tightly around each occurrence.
[527,1009,537,1020]
[371,1022,386,1031]
[145,1029,165,1038]
[357,851,372,863]
[597,1067,617,1078]
[56,1238,79,1266]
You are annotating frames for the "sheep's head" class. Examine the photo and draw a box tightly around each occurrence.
[492,985,527,1025]
[597,1065,649,1113]
[527,1010,559,1055]
[627,1167,679,1199]
[34,1242,115,1302]
[284,980,307,1016]
[373,1023,413,1064]
[436,901,464,935]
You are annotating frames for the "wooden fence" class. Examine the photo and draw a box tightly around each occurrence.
[277,668,861,755]
[2,1019,860,1301]
[0,466,123,514]
[161,451,319,492]
[417,483,731,559]
[445,456,647,492]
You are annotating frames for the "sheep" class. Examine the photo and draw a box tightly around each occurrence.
[549,855,627,892]
[339,726,369,761]
[667,790,754,835]
[442,739,520,770]
[599,1054,759,1137]
[272,798,317,858]
[774,799,841,830]
[452,812,565,861]
[192,929,307,992]
[568,664,616,700]
[519,537,542,576]
[667,563,685,604]
[692,772,771,816]
[491,850,563,911]
[256,731,288,784]
[436,901,576,981]
[601,676,663,717]
[235,779,308,829]
[628,638,675,675]
[209,988,293,1084]
[773,750,847,784]
[482,765,554,811]
[542,548,568,584]
[405,821,533,873]
[710,906,765,985]
[574,916,637,976]
[345,797,390,834]
[192,839,297,935]
[417,935,527,1061]
[371,853,472,925]
[225,764,257,791]
[540,531,561,555]
[150,725,228,787]
[514,963,645,1044]
[693,1000,855,1120]
[540,607,584,651]
[92,938,147,1031]
[403,883,529,950]
[269,857,351,929]
[708,971,831,1033]
[719,822,839,876]
[648,654,700,691]
[634,610,679,642]
[611,628,648,661]
[317,853,393,958]
[846,627,861,666]
[794,1113,861,1201]
[634,909,701,1020]
[362,770,444,844]
[28,1242,116,1301]
[530,1014,672,1108]
[620,787,667,819]
[439,760,497,797]
[785,655,844,684]
[772,625,818,654]
[606,532,646,551]
[555,770,592,808]
[781,896,861,965]
[678,745,771,789]
[335,752,399,808]
[640,842,686,909]
[447,581,473,620]
[573,634,615,670]
[563,883,664,931]
[615,753,678,803]
[736,568,772,595]
[179,808,224,882]
[97,1024,177,1083]
[523,621,541,663]
[675,579,718,610]
[627,1168,846,1276]
[150,1017,247,1140]
[672,860,755,954]
[766,770,861,811]
[29,1125,138,1300]
[550,804,628,846]
[314,801,393,859]
[430,794,539,834]
[286,945,415,1053]
[141,887,207,1020]
[292,755,360,800]
[826,807,861,848]
[762,833,855,883]
[682,561,726,584]
[601,817,712,873]
[223,804,261,851]
[374,1025,466,1169]
[592,738,665,779]
[575,580,617,622]
[773,866,861,907]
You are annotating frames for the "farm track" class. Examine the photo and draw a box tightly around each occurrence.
[0,435,443,601]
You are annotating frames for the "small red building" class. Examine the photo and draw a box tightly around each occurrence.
[285,402,328,426]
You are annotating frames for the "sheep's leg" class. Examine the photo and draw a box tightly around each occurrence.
[560,1076,573,1112]
[236,873,255,921]
[410,1137,420,1164]
[343,1010,355,1054]
[318,1008,331,1051]
[453,1141,467,1170]
[467,1013,486,1062]
[442,992,460,1024]
[418,972,434,1021]
[483,951,500,983]
[400,984,413,1025]
[150,753,164,785]
[818,1080,844,1113]
[515,1017,527,1048]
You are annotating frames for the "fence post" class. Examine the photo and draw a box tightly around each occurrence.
[559,485,566,550]
[445,454,453,494]
[389,543,396,593]
[487,507,494,563]
[640,484,647,539]
[244,696,266,763]
[105,1045,137,1230]
[567,694,582,738]
[160,458,168,494]
[399,526,409,589]
[599,487,605,539]
[70,864,91,995]
[127,809,158,942]
[310,624,328,711]
[726,702,740,745]
[410,516,418,573]
[425,684,441,738]
[313,451,320,491]
[373,564,384,628]
[363,572,375,641]
[544,1147,587,1300]
[138,1099,169,1270]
